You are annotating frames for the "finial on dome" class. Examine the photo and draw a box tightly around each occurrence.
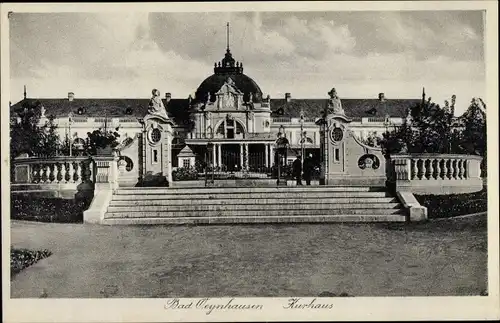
[226,22,230,51]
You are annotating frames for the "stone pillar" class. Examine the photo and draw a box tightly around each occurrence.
[217,143,222,168]
[265,144,269,168]
[240,144,244,168]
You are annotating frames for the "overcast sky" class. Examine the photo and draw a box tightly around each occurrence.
[9,11,485,115]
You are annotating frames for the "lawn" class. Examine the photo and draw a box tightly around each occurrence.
[10,215,487,298]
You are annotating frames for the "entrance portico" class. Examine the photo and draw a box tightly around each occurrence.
[185,138,276,170]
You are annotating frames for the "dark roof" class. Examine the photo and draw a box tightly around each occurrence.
[10,96,421,119]
[10,98,189,118]
[270,98,421,118]
[195,73,263,103]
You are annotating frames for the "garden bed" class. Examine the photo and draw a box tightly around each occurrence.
[415,188,487,219]
[11,195,90,223]
[11,248,52,277]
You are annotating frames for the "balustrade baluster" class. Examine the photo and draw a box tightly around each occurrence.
[451,159,458,179]
[52,163,59,183]
[442,159,448,179]
[412,159,418,180]
[39,164,46,183]
[427,159,433,180]
[435,159,441,180]
[463,160,469,178]
[68,162,75,183]
[417,159,424,180]
[45,164,52,183]
[444,159,450,179]
[75,162,82,183]
[60,163,67,183]
[31,165,39,183]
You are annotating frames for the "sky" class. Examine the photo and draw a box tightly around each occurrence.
[9,11,485,115]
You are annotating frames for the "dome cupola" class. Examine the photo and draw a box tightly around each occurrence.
[195,23,263,103]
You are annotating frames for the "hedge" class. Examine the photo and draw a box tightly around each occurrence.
[11,195,90,223]
[11,248,52,277]
[415,188,487,219]
[172,167,199,181]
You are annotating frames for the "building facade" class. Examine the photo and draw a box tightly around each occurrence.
[10,45,422,181]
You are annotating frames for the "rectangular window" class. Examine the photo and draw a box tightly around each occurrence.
[335,148,340,162]
[153,149,158,163]
[227,128,235,139]
[183,159,190,168]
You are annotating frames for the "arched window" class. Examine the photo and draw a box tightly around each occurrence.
[215,119,245,139]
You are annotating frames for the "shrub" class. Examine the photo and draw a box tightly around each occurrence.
[10,195,90,223]
[11,248,52,276]
[172,167,198,181]
[415,188,487,219]
[85,128,121,155]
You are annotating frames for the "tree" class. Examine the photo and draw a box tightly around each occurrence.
[10,100,61,159]
[85,128,121,155]
[379,93,461,156]
[458,98,487,176]
[459,98,486,156]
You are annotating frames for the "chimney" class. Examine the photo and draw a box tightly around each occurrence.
[285,92,291,103]
[378,93,385,101]
[68,92,75,101]
[165,92,171,103]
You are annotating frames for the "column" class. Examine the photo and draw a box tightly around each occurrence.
[269,145,275,167]
[264,144,269,168]
[217,143,222,168]
[244,143,249,170]
[240,144,244,168]
[212,144,216,167]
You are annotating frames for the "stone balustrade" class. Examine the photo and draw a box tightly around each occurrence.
[13,156,94,185]
[390,154,483,194]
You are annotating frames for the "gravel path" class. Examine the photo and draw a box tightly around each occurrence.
[10,215,487,298]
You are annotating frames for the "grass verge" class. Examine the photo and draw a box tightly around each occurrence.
[11,248,52,277]
[415,188,487,219]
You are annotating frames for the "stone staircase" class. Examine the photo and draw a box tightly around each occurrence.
[102,186,408,225]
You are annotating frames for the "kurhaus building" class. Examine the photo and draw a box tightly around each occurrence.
[10,44,421,181]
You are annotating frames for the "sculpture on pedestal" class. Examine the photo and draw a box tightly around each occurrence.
[327,88,345,115]
[148,89,169,119]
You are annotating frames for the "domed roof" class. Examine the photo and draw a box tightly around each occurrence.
[195,49,263,103]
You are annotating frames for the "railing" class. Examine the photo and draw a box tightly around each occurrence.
[12,156,94,185]
[188,133,246,140]
[272,117,318,123]
[390,154,483,194]
[272,117,292,123]
[367,117,387,122]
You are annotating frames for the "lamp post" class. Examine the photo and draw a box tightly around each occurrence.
[68,112,73,157]
[276,125,288,186]
[300,109,305,166]
[205,126,214,187]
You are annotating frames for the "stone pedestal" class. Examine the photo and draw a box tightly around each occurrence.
[140,114,174,186]
[83,155,119,224]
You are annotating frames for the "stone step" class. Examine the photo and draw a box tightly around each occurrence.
[103,214,407,225]
[107,203,402,213]
[115,186,383,195]
[105,208,405,218]
[109,197,398,206]
[111,191,390,200]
